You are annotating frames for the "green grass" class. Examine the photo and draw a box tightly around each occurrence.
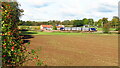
[20,31,118,36]
[21,31,87,35]
[97,28,116,31]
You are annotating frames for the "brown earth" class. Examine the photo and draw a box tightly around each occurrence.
[24,35,118,66]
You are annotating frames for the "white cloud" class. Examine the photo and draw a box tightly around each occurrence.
[17,0,119,21]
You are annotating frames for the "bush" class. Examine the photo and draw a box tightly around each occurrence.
[116,26,120,34]
[102,23,110,33]
[2,2,25,66]
[53,26,57,30]
[2,2,44,66]
[116,28,120,31]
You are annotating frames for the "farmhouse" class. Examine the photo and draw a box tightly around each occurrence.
[40,25,53,30]
[40,25,65,30]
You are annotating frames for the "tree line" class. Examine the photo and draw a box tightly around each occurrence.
[20,16,119,28]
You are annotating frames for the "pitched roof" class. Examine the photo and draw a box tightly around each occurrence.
[41,25,53,28]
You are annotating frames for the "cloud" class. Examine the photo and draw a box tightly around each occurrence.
[97,3,117,13]
[17,0,119,21]
[118,1,120,18]
[97,7,115,13]
[33,3,51,8]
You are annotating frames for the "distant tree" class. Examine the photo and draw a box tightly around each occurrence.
[102,18,108,27]
[102,18,111,33]
[113,16,119,19]
[111,16,119,28]
[62,20,71,25]
[83,18,89,25]
[94,21,98,26]
[97,19,103,27]
[103,23,111,33]
[52,25,57,30]
[88,18,94,26]
[73,20,84,27]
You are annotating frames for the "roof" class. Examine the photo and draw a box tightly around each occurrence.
[41,25,53,28]
[56,26,64,28]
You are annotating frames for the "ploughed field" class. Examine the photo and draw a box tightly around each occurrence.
[25,34,118,66]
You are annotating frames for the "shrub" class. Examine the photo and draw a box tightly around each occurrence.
[53,26,57,30]
[2,2,25,66]
[2,2,44,66]
[116,25,120,34]
[116,27,120,31]
[102,23,111,33]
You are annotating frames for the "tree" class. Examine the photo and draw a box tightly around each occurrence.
[73,20,84,27]
[103,23,111,33]
[62,20,71,25]
[97,19,103,27]
[2,1,24,66]
[2,1,45,66]
[102,18,108,27]
[94,21,98,26]
[102,18,111,33]
[83,18,89,25]
[88,18,94,26]
[111,16,119,28]
[52,25,57,30]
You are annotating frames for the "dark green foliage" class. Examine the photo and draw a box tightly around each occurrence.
[73,20,84,27]
[88,19,94,26]
[53,25,57,30]
[83,18,89,25]
[102,18,108,25]
[2,2,24,66]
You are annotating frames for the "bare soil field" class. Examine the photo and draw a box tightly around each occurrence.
[24,35,118,66]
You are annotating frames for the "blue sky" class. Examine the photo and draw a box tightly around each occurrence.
[17,0,119,21]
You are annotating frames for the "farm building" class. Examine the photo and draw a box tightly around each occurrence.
[62,25,97,31]
[64,27,82,31]
[56,25,65,30]
[40,25,64,30]
[40,25,96,31]
[63,27,96,31]
[40,25,53,30]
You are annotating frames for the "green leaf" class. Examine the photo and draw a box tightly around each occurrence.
[17,58,19,62]
[31,49,35,54]
[18,49,20,52]
[26,42,30,46]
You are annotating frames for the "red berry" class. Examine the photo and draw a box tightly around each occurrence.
[11,46,14,49]
[14,45,17,46]
[14,53,17,55]
[4,39,6,41]
[8,32,11,34]
[8,60,10,62]
[2,34,4,36]
[43,61,47,63]
[11,42,14,44]
[3,45,6,47]
[3,55,6,57]
[34,58,37,59]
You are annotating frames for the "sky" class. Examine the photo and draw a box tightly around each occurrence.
[17,0,119,21]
